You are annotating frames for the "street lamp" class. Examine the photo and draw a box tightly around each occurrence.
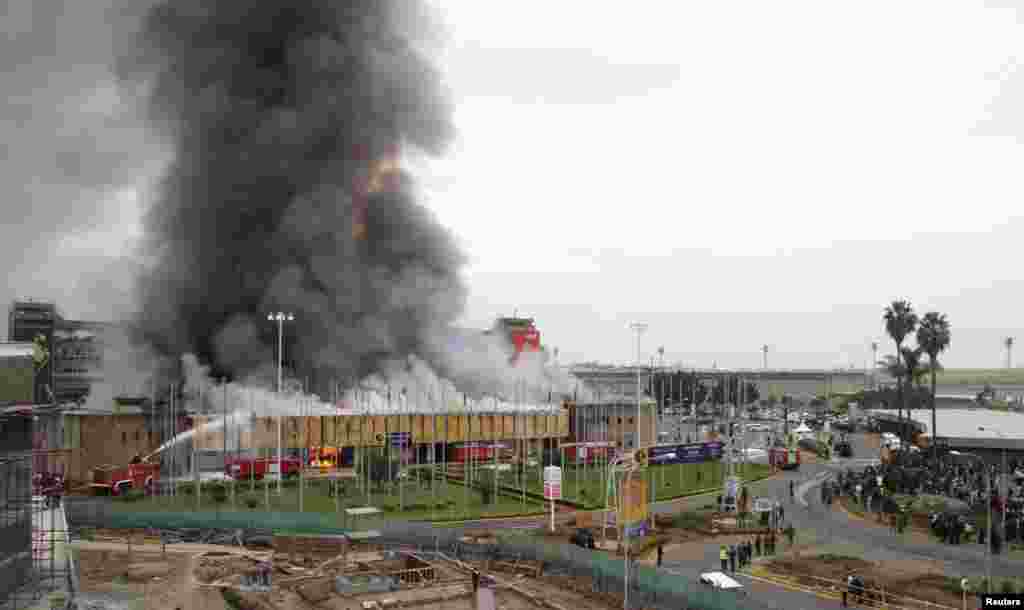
[978,425,1014,588]
[871,342,879,390]
[268,312,294,495]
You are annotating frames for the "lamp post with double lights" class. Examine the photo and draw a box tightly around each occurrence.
[268,312,294,495]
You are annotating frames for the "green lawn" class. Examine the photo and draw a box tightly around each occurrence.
[107,460,772,523]
[110,477,544,524]
[933,368,1024,386]
[530,461,772,509]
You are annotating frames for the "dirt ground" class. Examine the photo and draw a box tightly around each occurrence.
[78,543,620,610]
[763,553,961,608]
[78,548,231,610]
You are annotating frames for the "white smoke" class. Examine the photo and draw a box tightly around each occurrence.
[80,325,164,411]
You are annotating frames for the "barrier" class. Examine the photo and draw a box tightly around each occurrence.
[64,499,773,610]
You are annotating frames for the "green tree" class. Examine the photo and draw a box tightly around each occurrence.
[884,301,918,447]
[900,346,924,441]
[916,312,951,461]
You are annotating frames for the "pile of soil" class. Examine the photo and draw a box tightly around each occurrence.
[766,555,960,608]
[194,554,261,584]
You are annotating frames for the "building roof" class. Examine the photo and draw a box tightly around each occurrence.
[0,342,34,359]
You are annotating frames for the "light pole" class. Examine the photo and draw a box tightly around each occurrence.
[1006,337,1014,370]
[871,342,879,390]
[979,425,1011,584]
[268,312,294,495]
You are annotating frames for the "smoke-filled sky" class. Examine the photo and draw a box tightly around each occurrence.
[3,1,1024,374]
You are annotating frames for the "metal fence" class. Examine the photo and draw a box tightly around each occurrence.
[64,498,779,610]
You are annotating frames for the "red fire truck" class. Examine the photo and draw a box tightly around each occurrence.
[90,462,161,496]
[225,456,302,480]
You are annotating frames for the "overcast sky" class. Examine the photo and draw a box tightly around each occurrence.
[3,1,1024,371]
[423,0,1024,369]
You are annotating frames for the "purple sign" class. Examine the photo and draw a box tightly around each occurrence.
[649,441,723,465]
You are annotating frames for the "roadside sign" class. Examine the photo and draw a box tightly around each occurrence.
[388,432,411,447]
[724,476,739,498]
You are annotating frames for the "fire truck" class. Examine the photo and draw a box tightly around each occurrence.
[225,456,302,480]
[90,462,161,496]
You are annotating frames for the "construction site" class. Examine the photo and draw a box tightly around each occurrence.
[70,526,634,610]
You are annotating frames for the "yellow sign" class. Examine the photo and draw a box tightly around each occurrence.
[620,476,649,527]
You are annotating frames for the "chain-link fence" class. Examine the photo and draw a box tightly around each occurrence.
[65,498,775,610]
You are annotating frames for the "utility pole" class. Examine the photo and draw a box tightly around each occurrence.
[1006,337,1014,369]
[871,342,879,390]
[630,323,648,453]
[268,312,293,495]
[762,345,768,370]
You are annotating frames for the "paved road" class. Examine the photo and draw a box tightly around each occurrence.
[454,432,1024,607]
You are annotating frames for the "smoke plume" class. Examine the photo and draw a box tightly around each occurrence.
[116,1,465,394]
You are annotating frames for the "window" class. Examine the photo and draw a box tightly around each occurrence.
[135,430,140,441]
[628,417,634,424]
[617,418,622,424]
[122,431,127,444]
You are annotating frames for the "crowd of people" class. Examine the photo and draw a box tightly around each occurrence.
[832,451,1024,550]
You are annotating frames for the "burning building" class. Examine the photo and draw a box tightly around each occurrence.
[484,317,543,365]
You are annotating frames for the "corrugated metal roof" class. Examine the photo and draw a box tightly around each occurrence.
[0,342,34,358]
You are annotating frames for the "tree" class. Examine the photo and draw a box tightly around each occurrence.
[916,312,951,461]
[884,300,919,446]
[900,346,924,441]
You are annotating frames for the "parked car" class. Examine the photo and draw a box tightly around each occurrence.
[570,528,596,549]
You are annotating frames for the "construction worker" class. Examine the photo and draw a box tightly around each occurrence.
[719,545,728,571]
[728,544,737,572]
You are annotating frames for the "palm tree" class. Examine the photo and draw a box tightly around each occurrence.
[917,312,951,462]
[884,301,919,445]
[901,346,924,444]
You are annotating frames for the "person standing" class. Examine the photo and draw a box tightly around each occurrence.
[657,543,664,567]
[728,544,737,572]
[755,534,762,557]
[790,480,795,501]
[719,544,728,571]
[843,573,853,607]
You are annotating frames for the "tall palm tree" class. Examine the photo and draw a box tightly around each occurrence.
[901,346,924,443]
[916,312,951,461]
[884,301,918,445]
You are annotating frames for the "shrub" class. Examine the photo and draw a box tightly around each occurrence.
[1001,579,1017,594]
[222,589,244,610]
[209,482,228,505]
[120,489,145,503]
[244,494,260,509]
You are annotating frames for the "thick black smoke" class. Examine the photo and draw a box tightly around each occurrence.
[117,1,466,394]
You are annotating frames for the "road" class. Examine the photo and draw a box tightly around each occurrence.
[453,432,1023,607]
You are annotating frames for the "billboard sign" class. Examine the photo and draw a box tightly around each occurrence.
[543,466,562,500]
[648,441,723,465]
[620,475,649,537]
